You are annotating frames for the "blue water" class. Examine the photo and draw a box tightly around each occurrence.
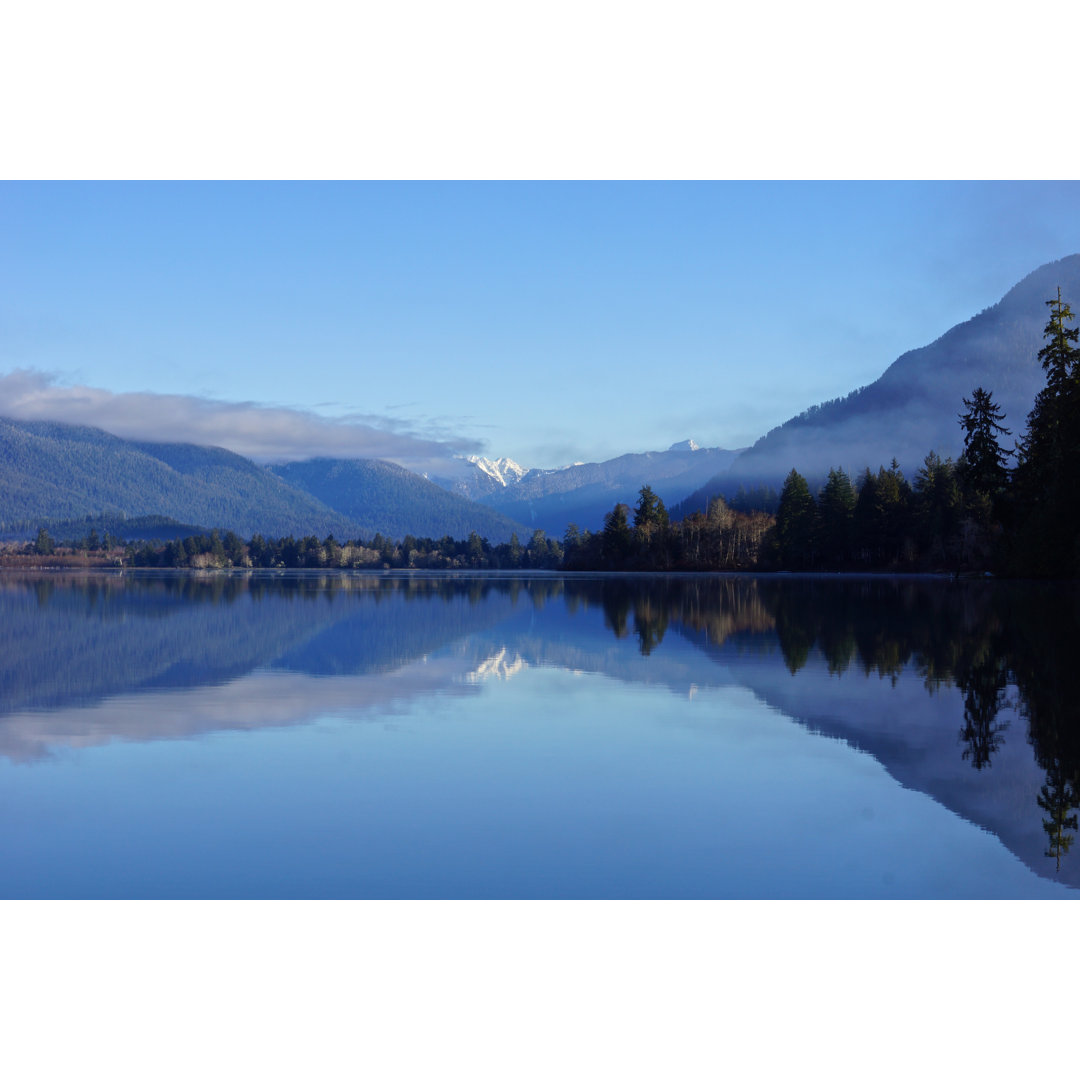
[0,571,1075,898]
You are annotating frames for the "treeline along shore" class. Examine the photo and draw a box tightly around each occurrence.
[5,289,1079,579]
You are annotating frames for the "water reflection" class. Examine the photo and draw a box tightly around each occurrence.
[3,570,1079,892]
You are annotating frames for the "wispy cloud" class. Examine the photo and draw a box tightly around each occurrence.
[0,369,485,464]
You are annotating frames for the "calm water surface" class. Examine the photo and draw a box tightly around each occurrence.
[2,570,1078,898]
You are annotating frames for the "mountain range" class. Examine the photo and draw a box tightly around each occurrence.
[433,254,1080,531]
[2,254,1078,542]
[0,417,528,543]
[418,440,745,535]
[268,457,528,541]
[428,455,532,500]
[469,442,744,535]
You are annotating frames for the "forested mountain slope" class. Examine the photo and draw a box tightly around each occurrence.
[268,458,529,543]
[0,417,359,538]
[684,254,1080,506]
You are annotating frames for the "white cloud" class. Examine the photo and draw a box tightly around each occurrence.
[0,369,484,464]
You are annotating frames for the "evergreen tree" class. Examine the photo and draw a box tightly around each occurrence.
[1019,289,1080,489]
[224,531,247,566]
[633,485,669,534]
[913,451,960,567]
[955,388,1010,568]
[878,460,912,562]
[33,527,54,556]
[248,534,270,567]
[957,387,1011,504]
[601,503,632,566]
[775,469,816,568]
[852,462,913,567]
[1013,289,1080,574]
[853,468,879,564]
[817,468,856,568]
[210,529,227,565]
[526,529,549,567]
[467,531,485,565]
[1037,286,1080,404]
[631,485,670,566]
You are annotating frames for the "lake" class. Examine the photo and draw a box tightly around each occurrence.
[2,569,1078,898]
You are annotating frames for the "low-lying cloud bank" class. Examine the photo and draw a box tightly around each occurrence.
[0,369,483,465]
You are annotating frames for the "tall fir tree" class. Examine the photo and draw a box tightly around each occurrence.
[601,503,632,566]
[817,468,856,568]
[775,469,816,569]
[1037,286,1080,402]
[857,460,912,567]
[957,387,1011,506]
[1013,288,1080,574]
[633,484,669,534]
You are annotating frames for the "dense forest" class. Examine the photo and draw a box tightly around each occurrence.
[575,286,1080,577]
[18,525,568,571]
[0,419,359,539]
[764,288,1080,577]
[0,419,529,544]
[6,288,1077,579]
[6,499,771,573]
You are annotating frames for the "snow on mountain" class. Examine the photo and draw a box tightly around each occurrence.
[422,454,532,500]
[419,440,740,530]
[478,443,744,535]
[467,455,528,488]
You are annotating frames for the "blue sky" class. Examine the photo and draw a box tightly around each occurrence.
[3,181,1080,468]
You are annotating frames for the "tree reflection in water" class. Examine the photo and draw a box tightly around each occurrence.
[5,569,1080,872]
[575,574,1080,871]
[958,653,1010,771]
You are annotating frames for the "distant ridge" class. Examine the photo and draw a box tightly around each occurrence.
[679,253,1080,510]
[269,458,530,543]
[472,444,745,535]
[0,417,527,542]
[0,416,357,538]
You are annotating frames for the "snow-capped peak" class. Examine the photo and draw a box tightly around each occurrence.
[466,455,528,487]
[668,439,701,453]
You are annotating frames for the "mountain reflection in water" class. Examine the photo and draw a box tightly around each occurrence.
[2,570,1078,896]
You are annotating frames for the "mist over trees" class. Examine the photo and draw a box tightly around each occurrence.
[15,282,1078,580]
[692,254,1080,502]
[761,287,1080,576]
[1009,288,1080,575]
[7,265,1080,579]
[570,285,1079,578]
